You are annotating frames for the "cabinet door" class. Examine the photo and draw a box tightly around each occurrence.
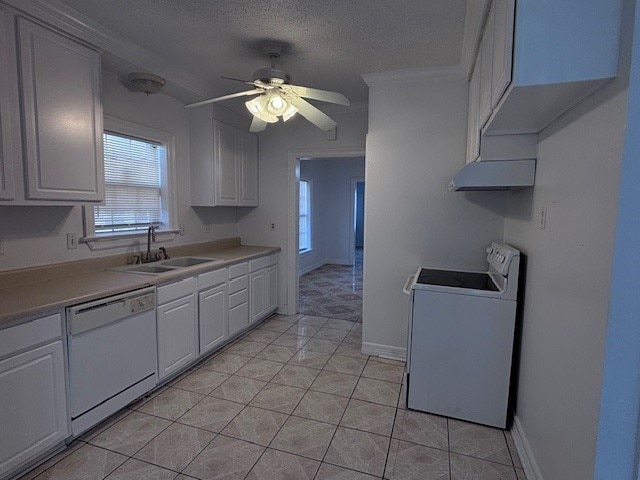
[237,131,258,206]
[478,4,495,128]
[466,59,481,164]
[491,0,515,106]
[229,302,248,336]
[249,270,266,324]
[214,120,238,205]
[0,341,67,477]
[17,18,104,202]
[0,8,15,200]
[266,266,278,312]
[199,284,227,356]
[157,294,197,380]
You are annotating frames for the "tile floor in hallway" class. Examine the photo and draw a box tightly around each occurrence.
[19,313,526,480]
[299,249,363,322]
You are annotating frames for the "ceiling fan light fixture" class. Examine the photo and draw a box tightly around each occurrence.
[282,104,298,122]
[245,96,278,123]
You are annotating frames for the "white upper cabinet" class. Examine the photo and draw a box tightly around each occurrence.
[16,18,104,202]
[0,7,15,201]
[483,0,622,135]
[490,0,515,108]
[466,59,481,164]
[214,120,239,206]
[238,130,258,206]
[190,112,258,207]
[478,3,495,129]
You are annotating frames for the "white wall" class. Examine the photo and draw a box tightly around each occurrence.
[0,70,242,272]
[362,76,506,356]
[299,157,365,275]
[504,12,633,480]
[237,107,368,310]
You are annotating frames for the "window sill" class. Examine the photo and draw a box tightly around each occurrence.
[299,248,313,256]
[81,229,179,251]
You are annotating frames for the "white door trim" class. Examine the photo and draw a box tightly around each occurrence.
[286,147,365,314]
[349,177,365,266]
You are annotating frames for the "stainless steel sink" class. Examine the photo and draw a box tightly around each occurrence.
[115,264,180,275]
[160,257,218,267]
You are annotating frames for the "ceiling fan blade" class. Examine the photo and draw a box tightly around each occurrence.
[289,96,337,132]
[185,89,263,108]
[285,85,350,106]
[249,116,268,133]
[221,75,258,85]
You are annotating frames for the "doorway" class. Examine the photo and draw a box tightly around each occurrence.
[288,151,365,322]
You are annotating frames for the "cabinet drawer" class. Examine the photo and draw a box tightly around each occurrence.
[249,254,278,272]
[227,262,248,279]
[157,277,196,305]
[198,268,226,290]
[0,313,62,359]
[228,275,248,295]
[228,290,248,309]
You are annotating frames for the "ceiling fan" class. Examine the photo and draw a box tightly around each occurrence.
[185,44,350,133]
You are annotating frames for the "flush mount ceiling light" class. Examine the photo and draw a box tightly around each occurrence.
[185,43,350,133]
[127,72,166,95]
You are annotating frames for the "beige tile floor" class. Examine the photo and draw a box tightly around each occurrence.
[20,313,526,480]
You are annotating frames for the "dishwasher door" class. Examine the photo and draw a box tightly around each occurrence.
[67,288,157,433]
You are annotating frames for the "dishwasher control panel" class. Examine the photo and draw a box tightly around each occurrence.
[128,293,155,314]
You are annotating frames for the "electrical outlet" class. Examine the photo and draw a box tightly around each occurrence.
[66,233,78,249]
[537,207,547,230]
[270,222,276,231]
[0,240,4,256]
[204,224,212,233]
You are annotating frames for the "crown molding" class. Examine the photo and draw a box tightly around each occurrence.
[460,0,491,79]
[362,64,464,87]
[0,0,215,99]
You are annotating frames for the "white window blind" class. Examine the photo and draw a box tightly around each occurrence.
[299,179,311,251]
[95,132,165,234]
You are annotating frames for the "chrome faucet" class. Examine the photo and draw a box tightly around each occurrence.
[145,225,156,262]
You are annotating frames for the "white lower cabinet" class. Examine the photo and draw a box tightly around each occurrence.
[199,284,227,356]
[0,314,67,478]
[229,302,249,336]
[157,278,198,380]
[249,269,266,324]
[266,266,278,312]
[249,256,279,325]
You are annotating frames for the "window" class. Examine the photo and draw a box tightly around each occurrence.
[95,132,166,234]
[299,178,312,252]
[83,116,176,248]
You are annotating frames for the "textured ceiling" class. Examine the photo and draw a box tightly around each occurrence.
[57,0,467,103]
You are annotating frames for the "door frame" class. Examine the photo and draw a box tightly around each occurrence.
[349,177,365,266]
[286,147,365,314]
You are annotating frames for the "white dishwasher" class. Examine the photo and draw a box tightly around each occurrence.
[66,287,157,435]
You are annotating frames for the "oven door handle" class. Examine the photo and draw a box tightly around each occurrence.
[402,275,415,295]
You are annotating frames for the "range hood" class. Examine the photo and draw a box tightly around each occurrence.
[448,159,536,191]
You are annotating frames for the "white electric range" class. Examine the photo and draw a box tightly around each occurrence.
[403,242,521,428]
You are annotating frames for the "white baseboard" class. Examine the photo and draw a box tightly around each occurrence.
[361,341,407,361]
[299,260,326,276]
[325,258,352,266]
[512,415,544,480]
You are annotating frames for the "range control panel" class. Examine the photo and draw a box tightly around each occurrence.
[486,242,519,276]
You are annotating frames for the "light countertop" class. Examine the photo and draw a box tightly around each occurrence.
[0,243,280,328]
